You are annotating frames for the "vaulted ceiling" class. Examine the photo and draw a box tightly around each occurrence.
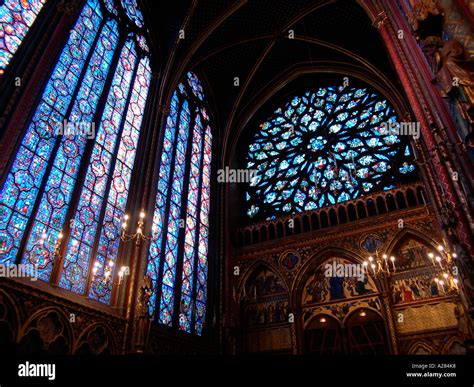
[141,0,405,161]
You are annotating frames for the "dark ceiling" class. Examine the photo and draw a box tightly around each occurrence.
[141,0,403,157]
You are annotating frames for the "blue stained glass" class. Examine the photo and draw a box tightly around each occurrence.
[192,125,211,335]
[31,19,119,286]
[178,114,204,332]
[146,92,180,316]
[0,0,46,72]
[0,0,102,265]
[187,71,205,101]
[147,73,211,334]
[246,86,416,219]
[104,0,118,15]
[88,56,151,303]
[121,0,144,28]
[159,285,174,325]
[59,39,137,296]
[1,0,152,310]
[158,102,190,325]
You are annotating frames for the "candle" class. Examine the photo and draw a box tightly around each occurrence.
[428,252,435,266]
[371,263,376,275]
[390,256,396,270]
[383,254,389,271]
[439,280,445,294]
[436,256,443,269]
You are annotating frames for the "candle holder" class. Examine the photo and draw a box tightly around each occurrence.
[92,260,128,287]
[363,250,396,278]
[427,244,459,293]
[121,210,151,246]
[33,230,64,269]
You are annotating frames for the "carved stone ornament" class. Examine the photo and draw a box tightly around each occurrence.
[436,39,474,114]
[408,0,445,41]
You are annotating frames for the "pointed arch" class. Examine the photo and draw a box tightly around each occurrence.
[0,289,20,350]
[442,337,466,355]
[238,261,290,328]
[385,228,441,255]
[73,322,118,354]
[292,246,374,305]
[342,307,384,326]
[17,307,74,354]
[407,341,435,355]
[237,259,289,300]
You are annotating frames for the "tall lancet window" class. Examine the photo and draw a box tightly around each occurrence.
[146,72,212,335]
[0,0,152,305]
[0,0,47,74]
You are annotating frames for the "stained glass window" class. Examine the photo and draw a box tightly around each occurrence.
[0,0,47,74]
[120,0,144,28]
[146,71,212,335]
[0,0,152,305]
[246,86,416,220]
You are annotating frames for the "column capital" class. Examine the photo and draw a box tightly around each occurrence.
[372,11,388,29]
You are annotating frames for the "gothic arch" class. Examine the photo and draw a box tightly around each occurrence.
[385,228,441,255]
[304,312,344,330]
[442,337,466,355]
[344,308,389,354]
[342,307,384,326]
[303,313,344,354]
[237,261,290,329]
[17,307,73,354]
[74,322,118,355]
[0,289,20,351]
[292,246,373,306]
[225,63,411,171]
[407,341,435,355]
[238,260,289,302]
